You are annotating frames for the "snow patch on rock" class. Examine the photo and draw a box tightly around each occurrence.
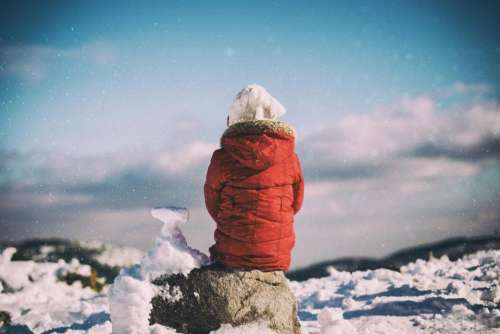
[142,207,209,279]
[108,206,209,334]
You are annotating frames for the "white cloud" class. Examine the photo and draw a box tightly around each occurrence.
[2,138,216,188]
[1,82,499,265]
[394,158,479,180]
[451,103,500,147]
[0,139,217,215]
[300,91,500,168]
[301,95,439,163]
[0,41,117,81]
[154,141,217,174]
[0,191,93,210]
[291,84,500,264]
[447,81,491,95]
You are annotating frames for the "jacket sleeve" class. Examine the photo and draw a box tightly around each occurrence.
[204,149,225,222]
[292,153,304,214]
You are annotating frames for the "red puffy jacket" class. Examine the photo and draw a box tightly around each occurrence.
[204,120,304,271]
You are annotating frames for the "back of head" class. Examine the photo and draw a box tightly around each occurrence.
[228,84,286,126]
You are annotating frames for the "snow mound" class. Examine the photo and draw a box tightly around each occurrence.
[108,206,209,334]
[142,207,209,279]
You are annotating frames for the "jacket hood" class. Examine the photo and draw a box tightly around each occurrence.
[228,84,286,126]
[221,120,296,170]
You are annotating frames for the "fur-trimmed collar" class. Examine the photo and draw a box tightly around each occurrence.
[221,120,296,145]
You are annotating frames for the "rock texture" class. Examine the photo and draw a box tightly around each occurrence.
[150,264,301,334]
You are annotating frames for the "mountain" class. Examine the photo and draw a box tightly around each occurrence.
[0,238,143,284]
[2,235,499,284]
[286,235,500,281]
[1,239,499,333]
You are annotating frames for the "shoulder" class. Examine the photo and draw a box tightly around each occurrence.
[209,148,232,169]
[209,148,225,164]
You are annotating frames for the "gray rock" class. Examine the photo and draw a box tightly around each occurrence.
[0,278,17,294]
[0,310,12,326]
[150,264,301,334]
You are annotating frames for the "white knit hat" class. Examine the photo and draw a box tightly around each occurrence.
[228,84,286,126]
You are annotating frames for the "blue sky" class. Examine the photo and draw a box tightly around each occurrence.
[1,1,499,268]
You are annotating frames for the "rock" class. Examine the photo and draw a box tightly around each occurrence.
[0,310,12,326]
[150,264,301,334]
[481,285,500,303]
[0,278,17,293]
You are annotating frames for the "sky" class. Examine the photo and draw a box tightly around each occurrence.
[1,0,500,269]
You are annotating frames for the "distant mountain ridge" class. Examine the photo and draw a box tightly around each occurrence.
[286,235,500,281]
[0,238,143,284]
[1,235,499,283]
[3,238,499,332]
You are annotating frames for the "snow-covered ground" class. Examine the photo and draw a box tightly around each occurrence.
[291,251,500,334]
[1,208,499,333]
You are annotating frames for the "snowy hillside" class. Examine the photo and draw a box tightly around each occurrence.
[0,238,144,284]
[2,246,499,333]
[1,209,499,333]
[291,251,500,333]
[286,236,500,281]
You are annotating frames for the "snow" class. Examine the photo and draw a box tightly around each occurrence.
[291,251,500,333]
[0,248,109,332]
[210,321,276,334]
[228,84,286,126]
[158,284,183,303]
[142,207,209,279]
[108,270,156,334]
[93,244,144,268]
[1,210,499,333]
[318,308,355,334]
[109,207,209,334]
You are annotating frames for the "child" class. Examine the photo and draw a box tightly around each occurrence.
[204,84,304,272]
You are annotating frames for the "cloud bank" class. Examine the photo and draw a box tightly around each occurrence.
[1,83,499,267]
[0,41,117,82]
